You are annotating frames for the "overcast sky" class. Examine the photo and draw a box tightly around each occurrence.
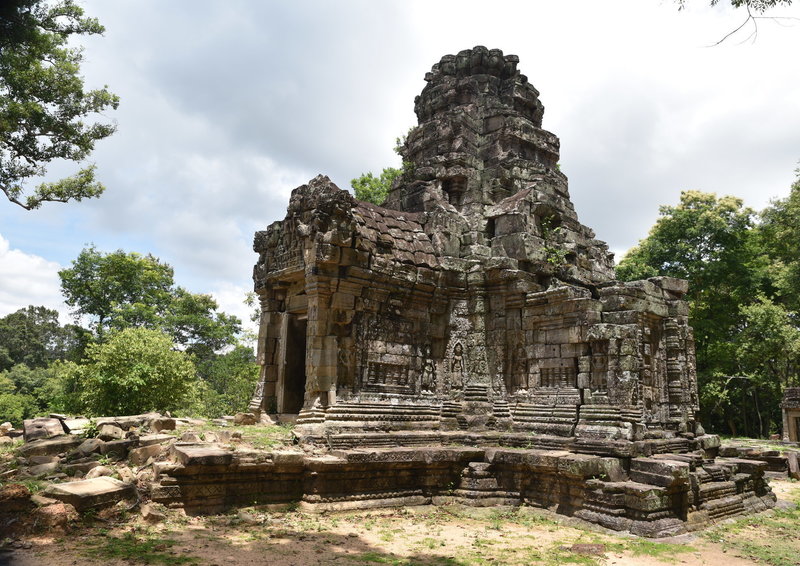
[1,0,799,327]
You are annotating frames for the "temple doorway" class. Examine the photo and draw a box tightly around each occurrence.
[278,315,307,414]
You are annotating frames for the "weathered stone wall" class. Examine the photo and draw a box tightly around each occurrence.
[151,444,775,538]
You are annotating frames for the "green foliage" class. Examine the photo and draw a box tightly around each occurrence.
[59,246,241,351]
[0,391,37,426]
[193,345,260,417]
[59,246,175,338]
[0,0,119,210]
[351,167,402,206]
[83,532,199,565]
[76,327,197,416]
[0,305,86,371]
[678,0,792,11]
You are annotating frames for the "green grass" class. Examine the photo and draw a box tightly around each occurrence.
[239,423,295,449]
[703,485,800,566]
[83,532,199,565]
[624,539,695,561]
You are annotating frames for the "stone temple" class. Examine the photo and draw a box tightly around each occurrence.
[249,46,700,447]
[230,47,776,535]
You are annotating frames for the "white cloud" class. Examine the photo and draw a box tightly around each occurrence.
[0,234,69,320]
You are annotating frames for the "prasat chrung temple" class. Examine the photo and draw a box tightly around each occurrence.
[235,47,776,536]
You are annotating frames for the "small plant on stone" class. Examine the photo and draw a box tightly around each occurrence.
[82,418,99,439]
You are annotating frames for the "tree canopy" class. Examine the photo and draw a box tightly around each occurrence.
[0,305,86,371]
[0,0,118,210]
[58,246,241,353]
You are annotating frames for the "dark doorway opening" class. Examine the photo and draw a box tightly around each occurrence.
[282,316,307,414]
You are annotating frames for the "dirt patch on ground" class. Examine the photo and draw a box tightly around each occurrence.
[4,479,799,566]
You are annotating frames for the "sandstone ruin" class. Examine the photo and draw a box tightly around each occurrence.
[250,47,701,445]
[782,387,800,442]
[0,48,786,542]
[235,48,777,535]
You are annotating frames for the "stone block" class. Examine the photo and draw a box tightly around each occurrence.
[630,458,689,487]
[97,423,125,440]
[61,418,90,434]
[786,451,799,480]
[75,438,105,457]
[148,417,176,432]
[171,445,233,466]
[234,412,257,425]
[27,462,60,477]
[44,477,136,512]
[19,435,82,457]
[23,417,67,442]
[139,434,175,447]
[85,465,114,479]
[100,438,136,459]
[129,444,164,466]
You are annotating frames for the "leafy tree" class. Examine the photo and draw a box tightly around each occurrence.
[59,246,241,351]
[0,392,37,426]
[616,191,758,363]
[0,305,87,371]
[194,345,260,417]
[59,246,174,337]
[164,288,242,361]
[678,0,792,10]
[76,327,196,416]
[735,297,800,434]
[0,0,118,210]
[351,166,402,206]
[756,173,800,310]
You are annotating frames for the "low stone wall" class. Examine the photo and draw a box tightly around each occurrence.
[151,443,775,537]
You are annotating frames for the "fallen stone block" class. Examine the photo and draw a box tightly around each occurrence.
[0,422,12,435]
[61,418,90,434]
[75,437,105,457]
[139,434,175,447]
[97,423,125,441]
[234,412,257,425]
[0,436,14,445]
[140,502,167,523]
[28,454,60,465]
[171,445,232,466]
[61,460,101,476]
[129,444,163,466]
[43,477,136,512]
[787,451,799,480]
[27,462,60,477]
[148,417,176,432]
[19,435,82,457]
[85,465,114,479]
[23,417,67,442]
[100,438,136,460]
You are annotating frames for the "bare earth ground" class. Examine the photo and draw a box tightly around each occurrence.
[3,478,798,566]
